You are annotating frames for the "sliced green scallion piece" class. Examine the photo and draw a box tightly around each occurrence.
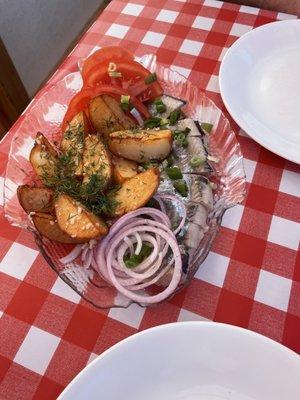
[145,72,157,84]
[175,132,188,148]
[166,166,183,180]
[153,97,167,114]
[189,155,206,168]
[201,122,213,134]
[120,95,133,112]
[143,117,161,129]
[173,179,188,197]
[169,109,181,125]
[123,244,153,268]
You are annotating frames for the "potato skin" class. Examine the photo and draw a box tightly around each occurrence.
[111,168,160,216]
[29,132,57,181]
[102,95,135,130]
[89,96,123,139]
[32,213,81,244]
[112,156,138,184]
[108,129,173,162]
[55,194,108,241]
[17,185,54,213]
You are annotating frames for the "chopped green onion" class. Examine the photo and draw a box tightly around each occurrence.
[189,155,206,168]
[153,97,166,114]
[139,244,152,259]
[173,179,188,197]
[120,95,133,111]
[156,103,166,114]
[123,244,152,268]
[169,109,181,125]
[173,130,182,139]
[175,132,188,148]
[143,117,161,129]
[160,118,169,126]
[166,166,183,180]
[145,72,157,84]
[124,254,141,268]
[120,102,133,112]
[109,71,122,78]
[182,138,189,148]
[173,127,190,138]
[121,95,130,104]
[201,122,213,134]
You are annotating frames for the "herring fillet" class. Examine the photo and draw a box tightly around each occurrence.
[148,94,186,119]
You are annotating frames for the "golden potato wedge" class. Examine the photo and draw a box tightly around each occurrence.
[32,213,81,243]
[61,111,90,176]
[82,134,113,185]
[108,129,173,162]
[55,194,108,241]
[29,132,57,182]
[89,96,123,139]
[102,95,135,129]
[111,168,159,216]
[112,156,138,184]
[17,185,54,213]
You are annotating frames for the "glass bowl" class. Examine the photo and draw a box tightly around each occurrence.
[4,54,246,309]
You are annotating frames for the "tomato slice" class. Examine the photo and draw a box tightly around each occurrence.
[129,78,163,102]
[84,60,163,102]
[62,85,150,131]
[82,46,134,81]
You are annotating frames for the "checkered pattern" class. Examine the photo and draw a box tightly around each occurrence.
[0,0,299,398]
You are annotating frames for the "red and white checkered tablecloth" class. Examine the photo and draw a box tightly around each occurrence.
[0,0,299,398]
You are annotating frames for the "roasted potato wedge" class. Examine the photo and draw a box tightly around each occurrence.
[112,156,138,184]
[55,194,108,241]
[32,213,81,243]
[89,96,123,139]
[108,129,173,162]
[29,132,57,182]
[82,134,113,185]
[60,111,90,176]
[17,185,54,213]
[102,95,135,129]
[111,168,159,216]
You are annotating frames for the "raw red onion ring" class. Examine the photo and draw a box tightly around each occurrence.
[93,208,183,303]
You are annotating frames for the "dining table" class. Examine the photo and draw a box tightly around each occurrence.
[0,0,299,398]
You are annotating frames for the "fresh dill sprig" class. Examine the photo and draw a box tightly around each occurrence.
[41,150,117,216]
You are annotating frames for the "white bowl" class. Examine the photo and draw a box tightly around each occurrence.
[219,20,300,164]
[58,322,300,400]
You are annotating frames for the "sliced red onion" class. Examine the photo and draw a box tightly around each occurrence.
[105,225,182,304]
[124,236,134,256]
[134,232,142,255]
[154,195,167,215]
[59,244,84,264]
[93,208,182,304]
[82,248,93,269]
[130,108,143,126]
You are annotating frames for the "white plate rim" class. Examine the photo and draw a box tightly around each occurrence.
[58,321,300,399]
[219,19,300,164]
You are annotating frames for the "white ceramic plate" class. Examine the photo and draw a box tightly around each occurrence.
[58,322,300,400]
[219,20,300,164]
